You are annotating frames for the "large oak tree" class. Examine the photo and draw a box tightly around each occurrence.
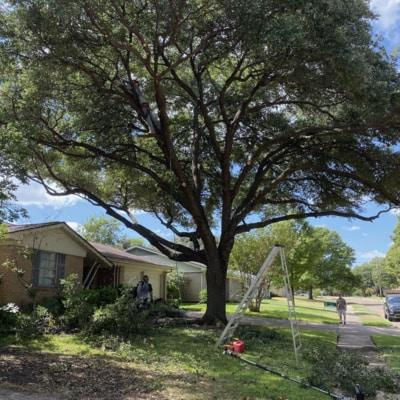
[1,0,400,323]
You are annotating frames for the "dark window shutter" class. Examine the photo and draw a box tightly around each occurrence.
[56,253,66,285]
[31,250,41,287]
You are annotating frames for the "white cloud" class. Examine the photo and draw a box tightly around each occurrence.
[66,221,82,232]
[15,181,81,209]
[129,208,147,216]
[343,225,361,231]
[360,249,385,260]
[362,232,368,237]
[390,208,400,216]
[371,0,400,30]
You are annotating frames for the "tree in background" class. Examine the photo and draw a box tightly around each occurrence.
[353,257,396,296]
[354,218,400,296]
[352,262,376,296]
[2,1,400,323]
[230,228,274,311]
[231,222,355,309]
[120,237,146,250]
[384,218,400,289]
[80,216,144,248]
[299,228,356,299]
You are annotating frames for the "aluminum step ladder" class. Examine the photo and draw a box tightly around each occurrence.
[216,245,280,347]
[216,245,302,364]
[279,247,301,363]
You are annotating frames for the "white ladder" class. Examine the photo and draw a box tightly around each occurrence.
[216,245,281,347]
[279,247,301,363]
[216,245,302,364]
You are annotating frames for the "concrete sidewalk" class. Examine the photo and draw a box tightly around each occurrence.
[186,310,400,336]
[336,306,377,351]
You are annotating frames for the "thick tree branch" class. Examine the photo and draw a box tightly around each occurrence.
[236,209,391,234]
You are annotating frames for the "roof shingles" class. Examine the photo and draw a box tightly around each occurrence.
[90,242,171,269]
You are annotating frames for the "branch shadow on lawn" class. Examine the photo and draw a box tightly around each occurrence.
[0,346,164,400]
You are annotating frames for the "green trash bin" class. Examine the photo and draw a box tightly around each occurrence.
[324,300,336,309]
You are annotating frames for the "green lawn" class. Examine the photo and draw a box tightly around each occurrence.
[351,304,392,327]
[183,297,340,325]
[0,327,337,400]
[373,335,400,371]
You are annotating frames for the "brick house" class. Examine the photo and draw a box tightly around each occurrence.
[0,222,171,306]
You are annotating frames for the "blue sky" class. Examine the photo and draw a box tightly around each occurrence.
[11,0,400,266]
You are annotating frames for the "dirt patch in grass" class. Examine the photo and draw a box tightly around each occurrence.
[0,347,163,400]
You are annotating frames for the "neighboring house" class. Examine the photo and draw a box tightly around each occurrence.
[0,222,170,306]
[127,246,243,302]
[90,242,170,300]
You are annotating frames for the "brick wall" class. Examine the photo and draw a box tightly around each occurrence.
[0,241,84,306]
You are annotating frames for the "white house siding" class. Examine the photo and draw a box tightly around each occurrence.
[119,262,167,300]
[10,227,87,258]
[182,272,243,302]
[226,278,243,302]
[182,272,205,302]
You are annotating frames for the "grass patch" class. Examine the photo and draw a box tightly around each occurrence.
[183,297,340,325]
[0,328,338,400]
[373,335,400,371]
[351,304,392,327]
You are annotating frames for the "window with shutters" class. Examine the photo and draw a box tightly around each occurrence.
[32,250,65,288]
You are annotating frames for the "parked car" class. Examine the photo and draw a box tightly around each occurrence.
[384,293,400,321]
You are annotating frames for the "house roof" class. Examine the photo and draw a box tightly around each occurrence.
[127,245,207,270]
[6,222,113,268]
[90,242,172,270]
[6,222,63,233]
[126,246,247,280]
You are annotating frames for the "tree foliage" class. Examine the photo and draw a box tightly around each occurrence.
[0,148,26,222]
[353,257,396,296]
[384,217,400,288]
[80,215,144,248]
[231,222,356,304]
[1,0,400,322]
[299,227,356,296]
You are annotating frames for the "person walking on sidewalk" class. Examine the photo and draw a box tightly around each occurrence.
[336,294,347,325]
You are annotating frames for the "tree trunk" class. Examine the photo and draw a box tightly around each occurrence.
[308,286,313,300]
[202,258,228,324]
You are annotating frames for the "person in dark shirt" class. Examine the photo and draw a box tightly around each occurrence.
[136,275,153,309]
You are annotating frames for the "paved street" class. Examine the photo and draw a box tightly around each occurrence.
[350,296,400,329]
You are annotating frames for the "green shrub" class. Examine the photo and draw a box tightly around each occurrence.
[303,343,400,396]
[39,296,64,316]
[365,287,376,296]
[60,274,119,329]
[16,305,56,338]
[198,288,207,304]
[60,274,95,329]
[313,289,322,297]
[0,303,20,334]
[81,286,119,308]
[167,271,184,303]
[89,289,149,337]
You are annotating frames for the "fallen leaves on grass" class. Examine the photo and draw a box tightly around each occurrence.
[0,347,163,400]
